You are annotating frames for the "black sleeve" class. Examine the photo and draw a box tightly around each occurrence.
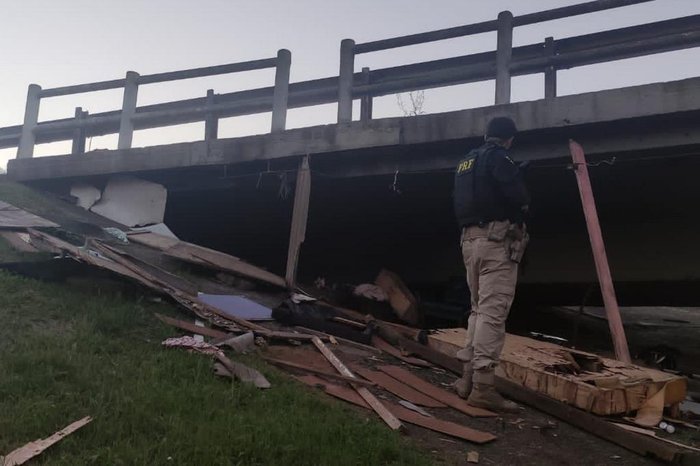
[490,150,530,208]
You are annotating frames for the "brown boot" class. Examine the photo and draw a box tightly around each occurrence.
[454,362,473,399]
[467,369,519,413]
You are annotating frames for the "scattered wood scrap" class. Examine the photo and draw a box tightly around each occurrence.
[371,335,431,367]
[375,269,420,325]
[214,353,271,389]
[2,416,92,466]
[296,375,497,444]
[155,313,230,340]
[311,337,404,431]
[377,365,497,418]
[263,356,376,387]
[0,201,58,228]
[351,366,447,408]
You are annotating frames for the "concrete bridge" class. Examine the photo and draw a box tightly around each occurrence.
[2,0,700,305]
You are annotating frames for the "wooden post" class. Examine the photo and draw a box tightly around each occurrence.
[204,89,218,140]
[337,39,355,123]
[71,107,88,155]
[271,49,291,132]
[495,11,513,105]
[544,37,557,99]
[569,140,631,363]
[360,67,373,121]
[117,71,139,149]
[17,84,42,159]
[285,155,311,288]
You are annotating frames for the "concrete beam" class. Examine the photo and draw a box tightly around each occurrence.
[8,77,700,181]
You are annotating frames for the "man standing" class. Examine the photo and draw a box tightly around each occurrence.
[452,116,530,412]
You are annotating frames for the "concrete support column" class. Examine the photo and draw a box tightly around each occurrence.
[17,84,42,159]
[544,37,557,100]
[272,49,291,132]
[495,11,514,105]
[118,71,140,150]
[71,107,88,155]
[360,67,373,121]
[205,89,218,140]
[337,39,355,123]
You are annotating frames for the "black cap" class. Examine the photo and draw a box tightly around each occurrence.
[486,117,517,139]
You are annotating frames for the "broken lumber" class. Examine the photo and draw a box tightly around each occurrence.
[352,366,446,408]
[495,377,694,463]
[378,365,496,418]
[263,356,376,387]
[214,352,271,389]
[285,155,311,288]
[155,313,230,339]
[297,375,496,444]
[2,416,92,466]
[375,269,420,325]
[311,336,404,431]
[429,329,687,416]
[371,335,431,367]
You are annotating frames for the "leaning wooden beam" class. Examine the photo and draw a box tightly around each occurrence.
[569,140,631,363]
[495,377,692,463]
[285,155,311,288]
[262,356,376,387]
[311,336,404,431]
[127,231,286,288]
[2,416,92,466]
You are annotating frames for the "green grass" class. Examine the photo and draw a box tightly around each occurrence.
[0,272,431,465]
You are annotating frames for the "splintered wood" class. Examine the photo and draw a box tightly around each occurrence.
[428,329,687,416]
[2,416,92,466]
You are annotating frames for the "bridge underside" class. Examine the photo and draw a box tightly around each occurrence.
[8,78,700,304]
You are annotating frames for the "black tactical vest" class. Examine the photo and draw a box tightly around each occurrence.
[453,143,521,228]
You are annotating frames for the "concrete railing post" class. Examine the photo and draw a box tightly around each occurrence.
[205,89,219,140]
[118,71,140,150]
[71,107,88,155]
[495,11,514,105]
[337,39,355,123]
[17,84,42,159]
[360,67,373,121]
[544,36,557,99]
[271,49,291,133]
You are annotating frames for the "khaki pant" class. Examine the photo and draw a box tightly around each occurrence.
[458,221,520,371]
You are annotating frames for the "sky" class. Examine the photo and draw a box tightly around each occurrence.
[1,0,699,169]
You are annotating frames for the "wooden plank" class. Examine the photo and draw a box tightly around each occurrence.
[495,377,691,463]
[295,326,381,354]
[375,269,420,325]
[155,313,230,339]
[0,231,39,253]
[296,375,497,444]
[378,365,497,418]
[3,416,92,466]
[569,140,631,363]
[263,356,376,387]
[371,335,431,367]
[285,155,311,288]
[0,201,58,228]
[311,337,404,431]
[352,366,446,408]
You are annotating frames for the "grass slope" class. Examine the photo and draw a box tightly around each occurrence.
[0,272,431,465]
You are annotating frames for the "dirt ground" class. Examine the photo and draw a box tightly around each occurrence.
[267,344,665,466]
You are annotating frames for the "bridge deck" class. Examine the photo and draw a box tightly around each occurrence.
[8,77,700,182]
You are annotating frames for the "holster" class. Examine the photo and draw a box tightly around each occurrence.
[507,225,529,263]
